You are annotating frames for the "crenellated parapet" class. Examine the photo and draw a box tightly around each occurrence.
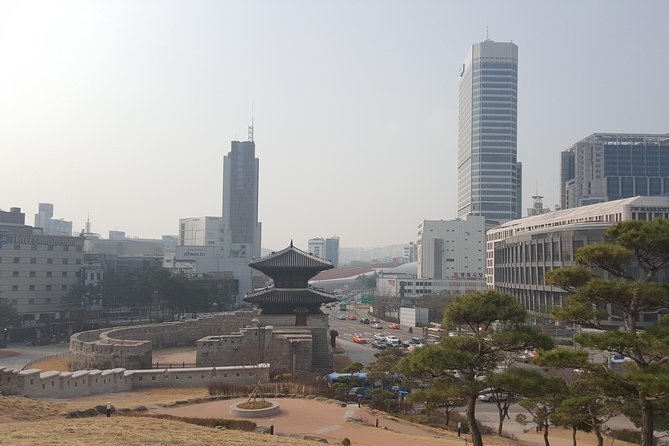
[0,363,268,398]
[69,311,258,371]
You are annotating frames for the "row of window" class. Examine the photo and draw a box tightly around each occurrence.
[4,271,74,278]
[2,244,82,252]
[0,257,81,264]
[7,284,69,292]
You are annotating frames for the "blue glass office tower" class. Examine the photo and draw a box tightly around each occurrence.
[560,133,669,210]
[457,40,521,226]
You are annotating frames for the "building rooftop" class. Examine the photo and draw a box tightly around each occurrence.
[488,196,669,236]
[250,242,333,272]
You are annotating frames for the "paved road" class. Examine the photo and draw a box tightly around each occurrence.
[327,305,424,366]
[0,342,69,370]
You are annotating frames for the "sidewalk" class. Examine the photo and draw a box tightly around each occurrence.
[0,343,69,370]
[155,398,501,446]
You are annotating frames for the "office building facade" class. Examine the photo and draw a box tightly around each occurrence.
[179,217,224,247]
[325,237,340,268]
[0,208,85,340]
[416,216,485,281]
[486,196,669,328]
[560,133,669,210]
[222,140,261,259]
[34,203,73,236]
[457,39,521,225]
[308,238,325,258]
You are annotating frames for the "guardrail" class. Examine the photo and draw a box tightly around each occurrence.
[21,351,69,371]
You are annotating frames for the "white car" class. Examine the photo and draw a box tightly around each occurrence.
[373,333,387,342]
[385,335,402,347]
[337,313,347,320]
[478,389,511,402]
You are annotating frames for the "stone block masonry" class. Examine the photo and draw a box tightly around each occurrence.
[69,311,257,371]
[0,364,269,398]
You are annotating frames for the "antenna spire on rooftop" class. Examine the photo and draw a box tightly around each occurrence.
[485,25,490,41]
[248,103,254,142]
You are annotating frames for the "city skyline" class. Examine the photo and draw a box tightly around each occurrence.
[1,1,668,250]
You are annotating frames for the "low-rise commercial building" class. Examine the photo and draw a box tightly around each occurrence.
[486,196,669,327]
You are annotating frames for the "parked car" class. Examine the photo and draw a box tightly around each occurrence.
[388,323,400,329]
[347,314,358,321]
[402,339,421,348]
[352,335,368,344]
[338,313,347,320]
[411,337,428,345]
[371,340,387,349]
[371,322,383,329]
[360,318,370,324]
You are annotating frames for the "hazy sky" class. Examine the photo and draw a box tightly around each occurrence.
[1,1,668,251]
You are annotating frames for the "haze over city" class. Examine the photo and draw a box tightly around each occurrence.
[1,0,668,250]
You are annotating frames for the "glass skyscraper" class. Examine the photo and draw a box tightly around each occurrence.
[222,139,262,259]
[457,39,521,226]
[560,133,669,210]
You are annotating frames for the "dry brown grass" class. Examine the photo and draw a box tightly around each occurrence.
[30,355,71,372]
[57,387,210,411]
[0,396,66,422]
[0,416,326,446]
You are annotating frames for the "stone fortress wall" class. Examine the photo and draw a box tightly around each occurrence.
[197,313,332,373]
[0,364,269,398]
[68,311,257,370]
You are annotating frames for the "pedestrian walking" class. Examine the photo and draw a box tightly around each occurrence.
[106,402,112,418]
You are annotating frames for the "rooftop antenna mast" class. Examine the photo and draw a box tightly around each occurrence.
[485,25,490,41]
[248,103,254,142]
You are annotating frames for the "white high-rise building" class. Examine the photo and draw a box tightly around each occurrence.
[179,217,224,246]
[457,39,521,226]
[308,237,326,258]
[416,216,485,280]
[34,203,72,236]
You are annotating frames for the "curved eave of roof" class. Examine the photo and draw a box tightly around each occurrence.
[244,287,336,304]
[249,244,333,271]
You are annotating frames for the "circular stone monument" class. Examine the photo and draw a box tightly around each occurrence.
[229,400,280,418]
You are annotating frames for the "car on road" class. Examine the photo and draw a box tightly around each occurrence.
[371,340,387,349]
[370,319,380,324]
[388,323,400,329]
[385,335,402,347]
[411,337,427,345]
[373,333,387,342]
[478,388,512,402]
[402,339,421,348]
[337,313,347,320]
[360,318,370,324]
[352,335,368,344]
[347,314,358,321]
[370,322,383,329]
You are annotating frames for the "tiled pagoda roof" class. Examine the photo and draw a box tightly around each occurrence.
[244,287,336,306]
[250,241,333,271]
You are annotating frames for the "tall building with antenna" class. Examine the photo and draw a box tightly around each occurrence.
[457,37,521,226]
[222,123,262,260]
